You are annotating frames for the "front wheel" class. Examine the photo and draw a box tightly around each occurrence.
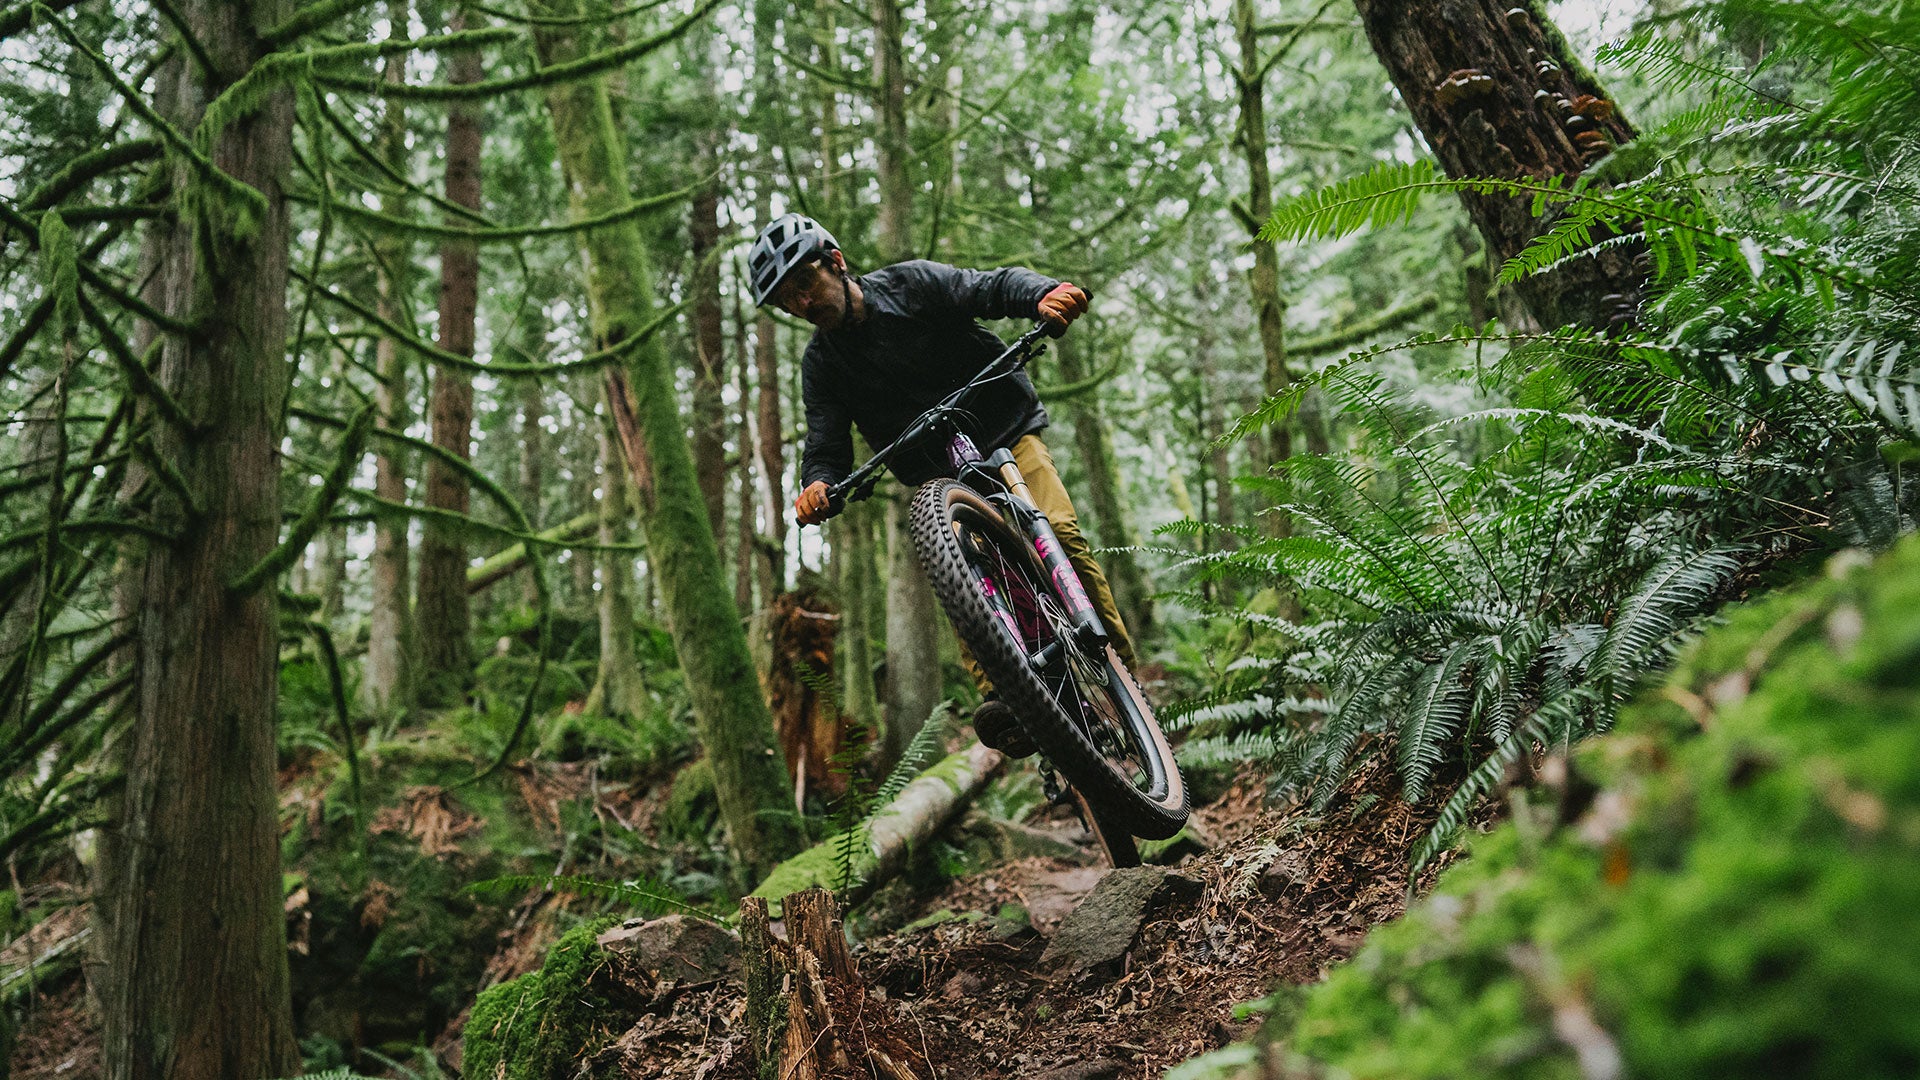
[908,479,1188,840]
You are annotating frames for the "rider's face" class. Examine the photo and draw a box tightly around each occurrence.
[773,255,847,329]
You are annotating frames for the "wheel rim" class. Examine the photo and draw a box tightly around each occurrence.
[948,499,1172,804]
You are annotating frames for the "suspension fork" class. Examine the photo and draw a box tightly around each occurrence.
[977,447,1110,656]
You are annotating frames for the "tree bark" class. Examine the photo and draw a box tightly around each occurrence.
[689,136,729,538]
[1351,0,1641,329]
[881,491,941,771]
[751,0,787,597]
[535,4,803,876]
[586,423,647,720]
[740,889,930,1080]
[833,498,882,743]
[363,0,414,716]
[868,0,941,766]
[96,0,299,1069]
[415,10,484,706]
[1232,0,1295,507]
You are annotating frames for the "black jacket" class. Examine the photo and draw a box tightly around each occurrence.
[800,260,1058,489]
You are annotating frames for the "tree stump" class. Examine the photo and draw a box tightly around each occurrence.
[739,888,929,1080]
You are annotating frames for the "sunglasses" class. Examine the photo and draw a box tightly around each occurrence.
[771,259,827,313]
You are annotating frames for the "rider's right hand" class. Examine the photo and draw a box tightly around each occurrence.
[795,480,834,525]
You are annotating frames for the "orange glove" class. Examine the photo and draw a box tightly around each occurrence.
[1037,282,1089,327]
[795,480,834,525]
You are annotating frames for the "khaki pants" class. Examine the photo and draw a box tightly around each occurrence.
[958,434,1136,693]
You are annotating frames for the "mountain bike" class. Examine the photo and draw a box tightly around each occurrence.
[816,322,1188,866]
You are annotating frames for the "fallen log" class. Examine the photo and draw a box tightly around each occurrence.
[465,511,598,594]
[739,887,930,1080]
[750,741,1004,911]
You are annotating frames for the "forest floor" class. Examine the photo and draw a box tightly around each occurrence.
[519,752,1462,1080]
[6,746,1462,1080]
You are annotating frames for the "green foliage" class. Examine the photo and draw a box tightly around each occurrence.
[1190,0,1920,864]
[1263,534,1920,1079]
[461,917,619,1080]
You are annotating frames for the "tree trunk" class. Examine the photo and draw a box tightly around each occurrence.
[867,0,941,765]
[415,11,484,706]
[689,137,729,538]
[536,4,803,876]
[834,499,881,743]
[881,491,940,769]
[1232,0,1295,504]
[518,368,546,607]
[752,0,787,598]
[363,2,414,716]
[733,289,757,614]
[1351,0,1641,329]
[740,889,930,1080]
[1057,336,1155,636]
[96,0,299,1068]
[587,424,647,720]
[870,0,911,265]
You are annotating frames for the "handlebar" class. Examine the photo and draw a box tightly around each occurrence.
[808,319,1062,521]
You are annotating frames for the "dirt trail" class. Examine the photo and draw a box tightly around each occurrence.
[578,757,1457,1080]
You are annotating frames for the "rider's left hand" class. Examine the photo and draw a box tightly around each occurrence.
[1038,282,1089,328]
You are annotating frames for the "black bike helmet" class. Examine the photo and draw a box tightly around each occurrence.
[748,213,839,306]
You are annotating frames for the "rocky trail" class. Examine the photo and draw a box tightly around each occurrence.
[466,754,1461,1080]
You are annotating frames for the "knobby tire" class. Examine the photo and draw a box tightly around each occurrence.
[908,479,1188,841]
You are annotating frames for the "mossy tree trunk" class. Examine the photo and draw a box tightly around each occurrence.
[95,0,299,1071]
[1231,0,1295,516]
[415,11,485,706]
[1351,0,1641,329]
[586,419,648,720]
[689,127,729,538]
[364,0,415,716]
[534,2,803,875]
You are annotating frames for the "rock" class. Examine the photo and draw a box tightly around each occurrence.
[1257,849,1312,899]
[1032,1059,1122,1080]
[1040,866,1203,972]
[596,914,740,987]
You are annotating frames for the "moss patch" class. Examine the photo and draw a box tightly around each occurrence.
[461,916,619,1080]
[1196,538,1920,1079]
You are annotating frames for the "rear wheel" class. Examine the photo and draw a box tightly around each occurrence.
[909,479,1188,840]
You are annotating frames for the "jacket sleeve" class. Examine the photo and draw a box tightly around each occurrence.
[799,343,854,489]
[908,261,1060,322]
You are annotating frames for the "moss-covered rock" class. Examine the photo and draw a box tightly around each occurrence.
[462,917,619,1080]
[1183,538,1920,1079]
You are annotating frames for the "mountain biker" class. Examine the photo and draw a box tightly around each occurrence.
[748,212,1136,761]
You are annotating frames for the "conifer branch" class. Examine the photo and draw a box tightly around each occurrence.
[292,266,688,375]
[198,27,521,142]
[78,294,196,433]
[468,0,676,27]
[320,0,724,100]
[32,5,269,225]
[18,139,163,212]
[263,0,377,47]
[229,405,373,596]
[308,89,495,226]
[129,436,201,519]
[287,178,694,243]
